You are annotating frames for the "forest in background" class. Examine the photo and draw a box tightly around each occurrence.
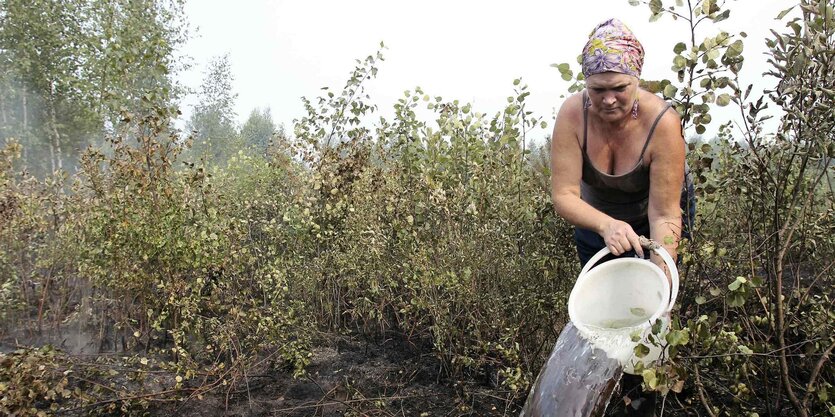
[0,0,833,416]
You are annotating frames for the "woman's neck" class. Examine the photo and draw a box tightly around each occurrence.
[593,112,637,137]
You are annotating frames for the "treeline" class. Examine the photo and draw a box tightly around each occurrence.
[0,0,187,175]
[0,0,283,177]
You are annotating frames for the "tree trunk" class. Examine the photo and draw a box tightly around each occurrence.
[49,143,56,173]
[21,89,28,163]
[47,92,62,172]
[51,108,62,171]
[0,88,7,126]
[22,87,28,132]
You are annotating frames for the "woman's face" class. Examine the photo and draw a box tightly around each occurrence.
[585,72,639,122]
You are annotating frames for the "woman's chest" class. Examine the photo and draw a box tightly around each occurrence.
[584,130,652,176]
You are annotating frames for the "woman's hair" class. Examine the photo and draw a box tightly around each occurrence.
[581,18,644,78]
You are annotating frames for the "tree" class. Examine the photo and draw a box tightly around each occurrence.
[240,107,276,154]
[186,54,239,164]
[615,1,835,416]
[0,0,189,176]
[0,0,91,174]
[84,0,189,124]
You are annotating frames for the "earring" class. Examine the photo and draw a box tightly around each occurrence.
[631,99,639,119]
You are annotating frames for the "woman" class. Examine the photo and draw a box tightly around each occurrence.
[551,18,694,271]
[550,18,695,416]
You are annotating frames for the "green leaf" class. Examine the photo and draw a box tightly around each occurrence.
[640,79,666,94]
[695,295,706,304]
[652,318,663,335]
[713,9,730,22]
[818,385,829,402]
[650,0,663,14]
[728,292,745,307]
[701,0,713,15]
[663,84,678,99]
[665,329,690,346]
[628,0,640,5]
[716,93,731,106]
[634,343,651,358]
[673,42,687,54]
[673,55,687,70]
[728,279,742,291]
[726,40,744,58]
[642,369,658,389]
[776,5,795,20]
[738,344,754,355]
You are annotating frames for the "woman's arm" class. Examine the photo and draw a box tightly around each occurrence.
[550,94,644,258]
[647,109,685,269]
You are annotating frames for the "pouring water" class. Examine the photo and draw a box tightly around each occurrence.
[521,241,679,416]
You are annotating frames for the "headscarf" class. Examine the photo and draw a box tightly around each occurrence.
[581,18,644,78]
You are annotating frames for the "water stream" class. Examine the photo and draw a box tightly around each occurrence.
[520,322,624,417]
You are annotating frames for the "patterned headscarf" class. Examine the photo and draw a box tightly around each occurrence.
[581,18,644,78]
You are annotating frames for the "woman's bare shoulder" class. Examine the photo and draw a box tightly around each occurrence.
[639,90,672,115]
[556,92,585,119]
[640,91,681,133]
[642,91,684,162]
[552,92,586,150]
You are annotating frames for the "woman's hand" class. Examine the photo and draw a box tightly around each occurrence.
[601,219,644,258]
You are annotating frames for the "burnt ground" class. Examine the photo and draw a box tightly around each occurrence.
[1,325,523,416]
[163,332,523,417]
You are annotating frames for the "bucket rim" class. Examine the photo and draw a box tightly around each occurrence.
[568,257,670,335]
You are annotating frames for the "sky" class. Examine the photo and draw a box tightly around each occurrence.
[176,0,798,141]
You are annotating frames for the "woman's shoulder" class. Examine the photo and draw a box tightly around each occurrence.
[639,90,684,156]
[640,90,681,129]
[556,92,585,121]
[639,89,671,113]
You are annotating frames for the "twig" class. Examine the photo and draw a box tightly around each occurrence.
[682,337,821,359]
[271,395,423,414]
[801,339,835,410]
[694,366,716,417]
[58,387,183,414]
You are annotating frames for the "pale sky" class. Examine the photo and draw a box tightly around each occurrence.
[177,0,797,141]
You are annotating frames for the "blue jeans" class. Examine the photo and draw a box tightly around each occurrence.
[575,182,696,267]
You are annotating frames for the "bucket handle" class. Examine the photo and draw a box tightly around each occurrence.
[577,237,679,313]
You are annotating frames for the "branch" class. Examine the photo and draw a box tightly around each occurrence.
[694,365,718,417]
[682,337,821,360]
[802,339,835,410]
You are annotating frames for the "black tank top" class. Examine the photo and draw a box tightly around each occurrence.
[579,92,677,224]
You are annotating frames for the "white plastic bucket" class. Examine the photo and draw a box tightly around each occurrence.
[568,245,679,374]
